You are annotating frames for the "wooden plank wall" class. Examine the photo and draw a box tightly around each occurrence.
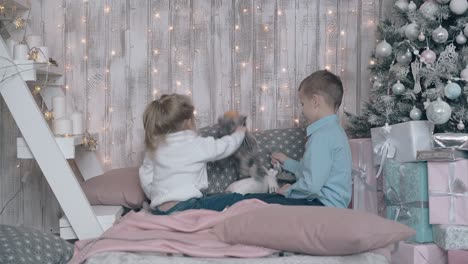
[1,0,386,232]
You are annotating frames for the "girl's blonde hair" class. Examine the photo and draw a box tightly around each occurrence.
[143,94,195,151]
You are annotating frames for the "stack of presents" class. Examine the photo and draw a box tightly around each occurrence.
[350,120,468,264]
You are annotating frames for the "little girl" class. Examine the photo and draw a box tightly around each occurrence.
[139,94,246,215]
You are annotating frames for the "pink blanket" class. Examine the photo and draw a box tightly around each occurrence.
[69,199,277,264]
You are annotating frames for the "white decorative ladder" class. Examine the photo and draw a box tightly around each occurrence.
[0,37,104,239]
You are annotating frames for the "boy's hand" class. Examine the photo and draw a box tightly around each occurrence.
[271,152,288,165]
[276,184,291,196]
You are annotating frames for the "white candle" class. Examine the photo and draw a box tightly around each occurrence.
[52,96,66,119]
[53,118,72,135]
[36,47,49,63]
[71,111,84,135]
[26,35,42,48]
[13,44,29,60]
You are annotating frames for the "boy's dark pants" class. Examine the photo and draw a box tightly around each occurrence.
[152,193,324,215]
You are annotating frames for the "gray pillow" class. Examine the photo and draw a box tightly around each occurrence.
[0,224,74,264]
[198,126,306,194]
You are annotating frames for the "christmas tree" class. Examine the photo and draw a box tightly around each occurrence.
[346,0,468,138]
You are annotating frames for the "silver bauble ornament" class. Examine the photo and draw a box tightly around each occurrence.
[392,80,406,95]
[420,48,437,64]
[450,0,468,15]
[405,23,420,41]
[432,26,449,43]
[460,65,468,80]
[435,0,451,4]
[397,49,413,65]
[420,1,440,20]
[464,24,468,37]
[418,32,426,41]
[444,81,462,99]
[370,75,379,83]
[408,1,417,11]
[375,40,392,58]
[426,97,452,125]
[456,31,467,44]
[458,120,465,130]
[395,0,409,11]
[410,106,422,120]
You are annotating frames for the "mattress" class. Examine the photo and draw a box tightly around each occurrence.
[85,250,390,264]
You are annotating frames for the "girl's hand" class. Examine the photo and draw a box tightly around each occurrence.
[271,152,288,165]
[276,184,291,196]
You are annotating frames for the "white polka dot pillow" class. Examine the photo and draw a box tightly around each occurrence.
[0,224,74,264]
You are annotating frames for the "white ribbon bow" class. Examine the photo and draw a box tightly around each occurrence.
[374,123,396,178]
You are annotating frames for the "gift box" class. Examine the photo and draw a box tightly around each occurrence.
[371,121,434,166]
[384,160,433,243]
[433,133,468,150]
[433,225,468,250]
[448,250,468,264]
[417,149,468,161]
[428,161,468,225]
[391,241,447,264]
[349,138,385,216]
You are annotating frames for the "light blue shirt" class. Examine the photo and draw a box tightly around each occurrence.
[283,115,352,208]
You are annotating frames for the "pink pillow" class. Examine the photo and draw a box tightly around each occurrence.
[81,167,146,209]
[213,205,415,256]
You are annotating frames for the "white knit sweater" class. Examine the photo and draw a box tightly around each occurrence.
[139,130,245,209]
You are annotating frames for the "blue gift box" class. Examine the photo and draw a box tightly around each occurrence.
[383,160,433,243]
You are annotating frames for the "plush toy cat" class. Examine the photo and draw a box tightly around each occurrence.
[216,111,279,194]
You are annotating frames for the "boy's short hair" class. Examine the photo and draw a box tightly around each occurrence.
[299,70,343,110]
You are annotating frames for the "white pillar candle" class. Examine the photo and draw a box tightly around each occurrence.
[52,96,66,119]
[13,44,29,60]
[36,47,49,63]
[53,118,72,135]
[26,35,42,48]
[71,111,84,135]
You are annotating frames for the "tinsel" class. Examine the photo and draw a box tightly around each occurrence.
[346,1,468,138]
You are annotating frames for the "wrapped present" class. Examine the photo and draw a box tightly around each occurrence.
[448,250,468,264]
[433,133,468,150]
[417,149,468,161]
[384,160,433,243]
[371,121,434,169]
[349,138,385,216]
[428,161,468,225]
[433,225,468,250]
[391,241,447,264]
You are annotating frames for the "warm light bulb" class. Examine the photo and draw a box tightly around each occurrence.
[176,81,181,86]
[155,13,160,18]
[264,25,269,32]
[235,25,239,30]
[169,26,173,31]
[325,65,331,70]
[277,10,282,16]
[153,49,159,55]
[81,38,86,43]
[104,5,110,13]
[243,8,248,13]
[153,68,158,73]
[282,68,286,72]
[260,106,265,111]
[111,50,116,56]
[33,85,41,94]
[327,10,333,15]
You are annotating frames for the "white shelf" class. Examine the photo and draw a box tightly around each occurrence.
[17,133,96,159]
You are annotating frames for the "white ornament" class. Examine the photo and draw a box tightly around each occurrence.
[397,49,413,65]
[395,0,409,11]
[460,65,468,80]
[435,0,451,4]
[408,1,417,11]
[392,80,406,95]
[458,120,465,130]
[410,106,422,120]
[420,1,440,20]
[456,31,467,44]
[444,81,462,99]
[432,26,449,43]
[405,22,420,40]
[450,0,468,15]
[426,97,452,125]
[375,40,392,58]
[420,48,437,64]
[418,32,426,41]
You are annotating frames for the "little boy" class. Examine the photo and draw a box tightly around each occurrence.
[245,70,352,208]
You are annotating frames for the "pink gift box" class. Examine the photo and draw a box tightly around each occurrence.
[428,160,468,225]
[391,242,447,264]
[349,138,384,216]
[448,250,468,264]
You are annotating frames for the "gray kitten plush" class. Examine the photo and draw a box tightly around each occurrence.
[216,112,278,194]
